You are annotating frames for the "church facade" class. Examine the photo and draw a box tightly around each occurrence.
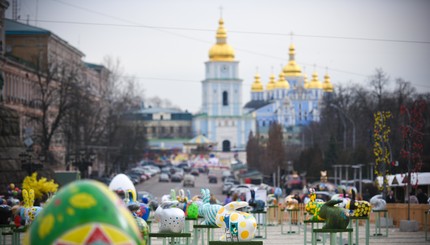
[244,44,334,137]
[193,17,334,152]
[193,18,255,152]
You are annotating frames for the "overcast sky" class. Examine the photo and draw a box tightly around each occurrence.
[6,0,430,113]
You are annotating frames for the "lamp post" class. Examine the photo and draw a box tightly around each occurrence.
[330,104,356,150]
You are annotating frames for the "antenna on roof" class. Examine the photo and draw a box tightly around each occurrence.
[219,6,223,18]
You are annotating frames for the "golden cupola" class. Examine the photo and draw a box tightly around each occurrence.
[209,18,235,61]
[308,71,323,89]
[275,71,290,89]
[283,44,303,77]
[322,72,334,92]
[266,73,276,91]
[303,74,309,89]
[251,73,264,92]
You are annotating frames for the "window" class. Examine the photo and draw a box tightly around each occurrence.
[222,91,228,106]
[222,140,231,152]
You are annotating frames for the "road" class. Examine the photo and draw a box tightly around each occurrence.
[135,169,227,204]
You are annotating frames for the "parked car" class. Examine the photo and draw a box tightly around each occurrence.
[159,173,170,182]
[222,170,233,181]
[208,174,218,184]
[222,182,235,195]
[183,174,195,187]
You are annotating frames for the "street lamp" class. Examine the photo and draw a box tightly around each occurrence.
[330,104,356,150]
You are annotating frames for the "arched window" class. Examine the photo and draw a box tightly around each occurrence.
[222,91,228,106]
[222,140,231,152]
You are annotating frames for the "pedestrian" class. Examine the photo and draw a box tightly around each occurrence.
[224,194,232,205]
[293,193,301,203]
[416,188,428,204]
[386,190,395,203]
[209,194,217,204]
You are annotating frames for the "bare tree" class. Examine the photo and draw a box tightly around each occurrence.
[32,59,79,164]
[266,122,285,183]
[369,68,390,110]
[246,131,261,171]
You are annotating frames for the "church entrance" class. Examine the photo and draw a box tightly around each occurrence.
[222,140,231,152]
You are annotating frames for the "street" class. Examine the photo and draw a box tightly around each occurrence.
[135,169,226,204]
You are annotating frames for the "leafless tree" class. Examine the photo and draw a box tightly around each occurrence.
[31,58,79,164]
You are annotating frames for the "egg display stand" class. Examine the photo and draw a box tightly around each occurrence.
[303,220,326,244]
[193,224,219,245]
[312,228,353,245]
[371,210,388,237]
[348,216,369,245]
[251,210,267,239]
[149,232,191,245]
[281,209,301,235]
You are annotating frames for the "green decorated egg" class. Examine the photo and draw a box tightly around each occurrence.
[186,203,199,219]
[24,180,144,245]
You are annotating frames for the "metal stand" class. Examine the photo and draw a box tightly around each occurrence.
[304,220,326,244]
[312,228,353,245]
[251,210,267,239]
[149,232,191,245]
[281,209,301,235]
[372,210,388,237]
[348,216,369,245]
[425,211,430,241]
[193,224,219,245]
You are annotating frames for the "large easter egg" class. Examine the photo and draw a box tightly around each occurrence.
[109,174,137,200]
[24,180,144,245]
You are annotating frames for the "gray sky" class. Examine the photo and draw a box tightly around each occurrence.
[6,0,430,113]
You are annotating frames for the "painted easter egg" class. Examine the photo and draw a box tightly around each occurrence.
[186,202,199,219]
[24,180,144,245]
[109,174,137,201]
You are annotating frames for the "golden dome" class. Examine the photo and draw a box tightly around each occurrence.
[275,71,290,89]
[283,44,302,77]
[323,72,334,92]
[303,74,309,89]
[251,73,264,92]
[266,73,276,90]
[308,71,323,89]
[208,18,235,61]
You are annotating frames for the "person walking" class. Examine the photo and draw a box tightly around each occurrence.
[223,194,232,205]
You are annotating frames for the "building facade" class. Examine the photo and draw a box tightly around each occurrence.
[124,107,193,150]
[193,18,255,152]
[1,18,109,169]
